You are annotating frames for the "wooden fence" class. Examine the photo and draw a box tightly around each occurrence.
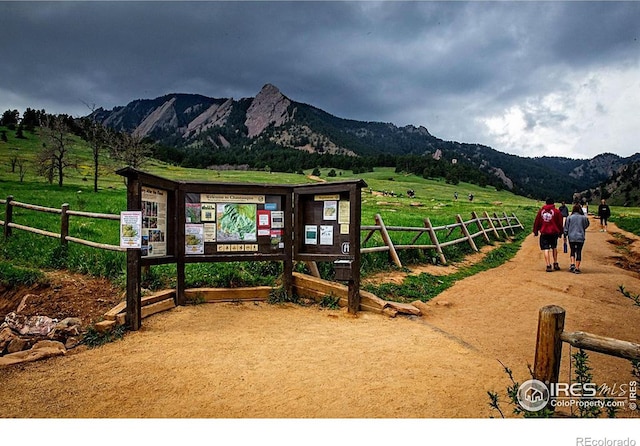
[2,196,523,266]
[1,195,125,252]
[534,305,640,388]
[360,211,524,267]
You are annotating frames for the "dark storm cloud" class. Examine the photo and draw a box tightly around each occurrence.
[1,1,638,158]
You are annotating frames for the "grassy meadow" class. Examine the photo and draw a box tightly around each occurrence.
[1,124,638,301]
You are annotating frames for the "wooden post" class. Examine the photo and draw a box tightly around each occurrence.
[425,217,447,265]
[125,175,142,330]
[361,228,378,245]
[282,190,294,299]
[503,212,516,235]
[305,261,321,278]
[126,248,141,330]
[176,188,186,306]
[483,211,501,239]
[60,203,69,249]
[534,305,565,387]
[472,211,491,244]
[375,213,402,268]
[512,212,525,230]
[493,212,509,238]
[348,183,362,314]
[176,261,186,306]
[4,195,13,239]
[456,214,478,252]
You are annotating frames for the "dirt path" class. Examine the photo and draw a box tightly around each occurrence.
[1,221,639,418]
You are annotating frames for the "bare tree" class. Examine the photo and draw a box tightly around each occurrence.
[109,130,153,169]
[38,115,75,187]
[80,111,109,192]
[16,158,27,182]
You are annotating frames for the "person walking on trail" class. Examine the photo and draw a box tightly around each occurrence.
[533,198,564,272]
[558,200,570,252]
[581,199,589,217]
[564,203,590,274]
[598,198,611,232]
[558,201,569,224]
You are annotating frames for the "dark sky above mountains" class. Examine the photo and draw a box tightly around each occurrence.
[1,1,638,159]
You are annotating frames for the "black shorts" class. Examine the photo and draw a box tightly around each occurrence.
[539,233,558,250]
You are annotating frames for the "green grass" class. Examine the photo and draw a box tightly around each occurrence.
[0,260,46,287]
[2,126,640,301]
[364,229,527,303]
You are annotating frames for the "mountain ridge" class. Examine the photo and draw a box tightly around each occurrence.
[90,84,639,204]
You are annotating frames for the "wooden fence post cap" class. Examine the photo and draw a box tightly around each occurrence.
[540,305,565,315]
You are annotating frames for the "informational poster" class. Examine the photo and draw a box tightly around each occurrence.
[120,211,142,249]
[257,210,271,236]
[185,203,202,223]
[270,229,284,249]
[201,203,216,222]
[141,187,167,257]
[203,223,217,242]
[305,225,318,245]
[216,203,257,242]
[339,201,350,224]
[320,225,334,245]
[323,200,338,220]
[185,224,204,255]
[271,211,284,229]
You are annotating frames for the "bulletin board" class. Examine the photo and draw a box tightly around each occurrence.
[117,168,365,329]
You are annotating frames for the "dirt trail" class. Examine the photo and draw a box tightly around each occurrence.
[1,220,639,418]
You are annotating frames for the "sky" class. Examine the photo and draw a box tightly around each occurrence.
[1,1,639,160]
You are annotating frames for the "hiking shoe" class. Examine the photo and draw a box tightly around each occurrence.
[569,264,576,272]
[546,265,553,272]
[574,268,581,274]
[553,263,560,271]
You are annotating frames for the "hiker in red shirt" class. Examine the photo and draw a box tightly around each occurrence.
[533,198,564,272]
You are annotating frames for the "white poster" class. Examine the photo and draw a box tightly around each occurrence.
[120,211,142,248]
[185,224,204,255]
[320,225,334,245]
[323,200,338,220]
[339,200,350,224]
[142,187,167,257]
[203,223,217,242]
[271,211,284,229]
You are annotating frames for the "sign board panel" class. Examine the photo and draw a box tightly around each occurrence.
[120,211,142,249]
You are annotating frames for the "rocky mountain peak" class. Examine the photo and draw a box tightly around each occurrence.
[245,83,293,138]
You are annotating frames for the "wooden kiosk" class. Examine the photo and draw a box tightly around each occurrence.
[117,168,366,330]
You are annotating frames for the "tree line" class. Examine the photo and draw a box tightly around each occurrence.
[2,107,503,192]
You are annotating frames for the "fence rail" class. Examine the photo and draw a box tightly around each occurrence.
[2,196,524,261]
[533,305,640,390]
[360,211,524,267]
[1,195,126,252]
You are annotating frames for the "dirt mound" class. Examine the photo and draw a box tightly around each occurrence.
[0,271,122,327]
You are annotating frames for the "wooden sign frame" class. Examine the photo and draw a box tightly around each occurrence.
[118,168,366,329]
